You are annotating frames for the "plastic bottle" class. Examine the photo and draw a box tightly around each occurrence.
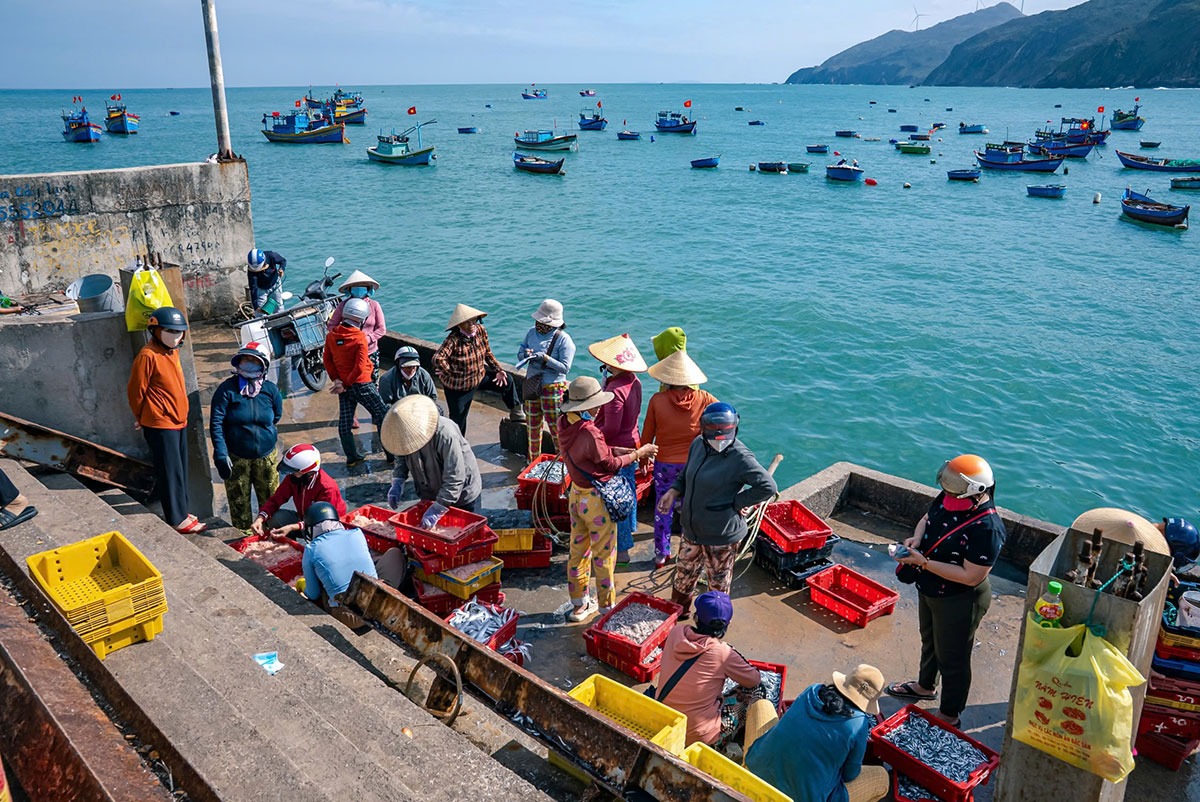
[1034,581,1065,628]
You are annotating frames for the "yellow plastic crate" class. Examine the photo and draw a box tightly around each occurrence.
[26,532,164,630]
[1160,626,1200,651]
[682,742,793,802]
[88,613,164,660]
[414,556,503,600]
[568,674,687,756]
[492,528,536,553]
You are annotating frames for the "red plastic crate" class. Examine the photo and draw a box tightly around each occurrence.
[344,504,408,553]
[761,500,832,553]
[892,770,948,802]
[584,592,681,665]
[747,660,788,714]
[517,454,571,497]
[584,629,664,682]
[390,501,487,556]
[444,602,518,651]
[806,564,899,628]
[497,534,553,569]
[1139,703,1200,740]
[870,706,998,802]
[408,528,498,575]
[1156,638,1200,664]
[635,464,654,503]
[1135,730,1200,771]
[230,534,305,583]
[503,648,525,668]
[413,578,503,617]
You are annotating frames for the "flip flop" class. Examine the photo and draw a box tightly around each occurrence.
[0,506,38,531]
[886,681,938,702]
[174,515,208,534]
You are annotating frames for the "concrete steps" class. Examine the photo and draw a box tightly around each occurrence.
[0,459,553,802]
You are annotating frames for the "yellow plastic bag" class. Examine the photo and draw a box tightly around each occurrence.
[1012,614,1145,782]
[124,266,172,332]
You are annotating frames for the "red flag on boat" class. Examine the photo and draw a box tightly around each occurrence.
[295,100,301,107]
[110,94,117,100]
[117,94,121,101]
[597,101,602,109]
[407,106,417,115]
[683,100,692,108]
[1097,106,1104,113]
[1135,96,1140,102]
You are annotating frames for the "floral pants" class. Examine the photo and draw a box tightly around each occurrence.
[227,450,279,530]
[652,461,685,557]
[672,538,738,597]
[567,485,617,608]
[524,382,566,461]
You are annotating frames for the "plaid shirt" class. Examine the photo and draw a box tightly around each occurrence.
[433,325,503,390]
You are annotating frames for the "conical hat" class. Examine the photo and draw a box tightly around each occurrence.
[446,303,487,331]
[381,395,439,456]
[647,350,706,386]
[338,270,379,292]
[588,333,648,372]
[1069,508,1170,555]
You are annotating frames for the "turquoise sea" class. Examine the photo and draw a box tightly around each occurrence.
[2,84,1198,528]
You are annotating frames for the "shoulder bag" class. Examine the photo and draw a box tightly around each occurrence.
[645,654,701,700]
[565,450,637,521]
[522,329,560,403]
[897,508,997,585]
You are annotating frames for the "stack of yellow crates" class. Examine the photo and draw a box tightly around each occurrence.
[26,531,166,660]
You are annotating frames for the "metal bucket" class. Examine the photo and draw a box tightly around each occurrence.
[68,274,122,313]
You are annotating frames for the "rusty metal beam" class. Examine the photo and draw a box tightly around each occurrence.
[0,412,154,497]
[341,573,752,802]
[0,584,172,802]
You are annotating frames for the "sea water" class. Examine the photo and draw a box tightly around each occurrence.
[2,84,1197,527]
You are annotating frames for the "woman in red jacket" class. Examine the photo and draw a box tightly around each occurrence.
[250,444,347,538]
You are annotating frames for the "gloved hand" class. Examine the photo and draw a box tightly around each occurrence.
[421,502,449,529]
[388,479,403,510]
[215,454,233,480]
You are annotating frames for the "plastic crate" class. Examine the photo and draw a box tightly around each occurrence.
[869,705,999,802]
[1139,703,1200,740]
[747,660,788,714]
[517,454,571,498]
[230,534,306,583]
[584,592,682,664]
[681,741,791,802]
[755,534,840,576]
[1154,654,1200,683]
[892,770,947,802]
[390,501,487,556]
[635,465,654,503]
[87,613,164,660]
[1156,637,1200,664]
[1148,686,1200,714]
[498,534,553,569]
[415,557,503,600]
[1160,580,1200,649]
[584,629,664,682]
[806,565,899,628]
[1135,730,1200,771]
[344,504,407,552]
[568,674,687,755]
[413,579,503,617]
[408,528,498,575]
[760,500,832,553]
[444,602,519,651]
[493,528,537,553]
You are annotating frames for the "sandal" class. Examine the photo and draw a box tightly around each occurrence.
[0,505,38,531]
[174,515,208,534]
[885,681,938,702]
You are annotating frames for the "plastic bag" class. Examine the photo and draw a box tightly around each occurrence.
[124,266,172,332]
[1012,613,1145,782]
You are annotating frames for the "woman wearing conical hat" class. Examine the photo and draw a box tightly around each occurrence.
[328,269,386,379]
[433,303,521,435]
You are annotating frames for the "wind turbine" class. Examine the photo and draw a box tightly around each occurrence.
[912,4,928,30]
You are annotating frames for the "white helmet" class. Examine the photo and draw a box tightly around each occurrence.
[279,443,321,475]
[343,297,371,324]
[936,454,994,498]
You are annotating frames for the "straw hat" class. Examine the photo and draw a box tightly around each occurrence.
[532,299,564,327]
[446,303,487,331]
[560,376,614,413]
[1069,508,1170,555]
[338,270,379,292]
[588,333,648,373]
[647,350,707,387]
[832,664,885,716]
[380,395,439,456]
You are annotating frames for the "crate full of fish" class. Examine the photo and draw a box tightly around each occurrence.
[345,504,407,552]
[230,534,305,583]
[517,455,570,497]
[391,500,488,556]
[1134,729,1200,771]
[497,533,553,570]
[583,628,664,682]
[408,527,498,575]
[892,770,947,802]
[722,660,787,714]
[585,591,682,665]
[806,564,899,628]
[869,704,999,802]
[415,556,503,600]
[413,578,503,617]
[444,600,519,650]
[760,500,832,553]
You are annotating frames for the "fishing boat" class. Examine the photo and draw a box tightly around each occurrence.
[617,130,641,141]
[735,106,745,111]
[899,124,919,133]
[168,110,181,116]
[1141,140,1160,148]
[1027,140,1094,159]
[909,132,931,141]
[1170,176,1200,190]
[786,162,811,173]
[834,130,856,138]
[655,111,696,134]
[826,162,863,182]
[806,144,829,154]
[757,162,788,173]
[513,152,564,175]
[521,88,548,100]
[748,120,765,126]
[457,127,477,134]
[578,110,607,131]
[898,141,930,155]
[579,89,596,97]
[1027,184,1066,198]
[959,123,987,134]
[261,110,346,144]
[328,105,367,125]
[690,156,720,168]
[974,149,1063,172]
[1111,104,1145,131]
[1121,187,1188,227]
[104,99,138,134]
[1034,117,1108,145]
[887,108,897,113]
[366,120,436,165]
[61,108,102,142]
[947,169,981,182]
[932,122,947,130]
[306,88,363,110]
[1115,150,1200,172]
[514,130,578,151]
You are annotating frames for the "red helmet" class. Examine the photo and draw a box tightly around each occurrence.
[280,443,321,475]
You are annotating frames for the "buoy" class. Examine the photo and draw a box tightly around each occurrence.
[749,164,756,171]
[903,182,911,189]
[1093,192,1102,204]
[865,178,878,186]
[650,136,655,142]
[930,159,936,164]
[1063,166,1069,175]
[833,151,840,156]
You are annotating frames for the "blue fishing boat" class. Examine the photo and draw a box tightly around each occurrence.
[514,130,578,151]
[104,98,138,134]
[1115,150,1200,173]
[748,120,765,126]
[947,169,981,182]
[1121,187,1188,227]
[787,162,811,173]
[1111,104,1145,131]
[513,152,564,175]
[306,88,363,110]
[1141,140,1160,148]
[807,144,829,154]
[366,120,436,165]
[1027,140,1094,159]
[826,162,863,182]
[974,149,1063,172]
[1034,117,1108,145]
[899,124,918,133]
[458,127,477,134]
[655,111,696,134]
[61,108,102,142]
[261,110,346,144]
[168,110,181,116]
[1027,184,1066,198]
[521,88,547,100]
[887,108,897,113]
[690,156,720,168]
[834,130,856,138]
[578,109,607,131]
[932,122,947,130]
[327,105,367,125]
[757,162,788,173]
[909,132,931,141]
[959,123,987,134]
[617,130,641,141]
[1170,176,1200,190]
[580,89,596,97]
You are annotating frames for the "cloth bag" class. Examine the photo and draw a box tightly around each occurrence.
[1011,614,1145,782]
[522,330,560,402]
[124,266,173,332]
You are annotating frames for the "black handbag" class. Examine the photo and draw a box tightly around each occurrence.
[897,508,996,584]
[521,330,559,402]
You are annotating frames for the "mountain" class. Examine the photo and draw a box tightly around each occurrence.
[785,3,1024,86]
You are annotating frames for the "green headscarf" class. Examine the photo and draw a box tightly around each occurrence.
[652,327,687,361]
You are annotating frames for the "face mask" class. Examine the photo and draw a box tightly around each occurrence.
[237,364,265,379]
[349,287,371,298]
[535,323,551,335]
[400,367,417,380]
[706,436,732,452]
[157,329,185,349]
[579,411,593,421]
[941,495,975,512]
[599,365,610,379]
[345,317,365,328]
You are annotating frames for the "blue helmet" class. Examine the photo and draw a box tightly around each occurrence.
[247,249,266,270]
[1164,518,1200,568]
[700,402,739,444]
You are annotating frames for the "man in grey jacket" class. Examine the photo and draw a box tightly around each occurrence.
[379,346,439,406]
[657,402,776,616]
[381,395,482,522]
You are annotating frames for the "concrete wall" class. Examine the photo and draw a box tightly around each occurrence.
[0,161,252,319]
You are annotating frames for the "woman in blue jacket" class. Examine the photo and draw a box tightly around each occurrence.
[517,299,575,461]
[210,342,283,530]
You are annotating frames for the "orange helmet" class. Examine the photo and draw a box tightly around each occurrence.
[936,454,994,498]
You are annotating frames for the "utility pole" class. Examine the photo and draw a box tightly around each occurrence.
[200,0,234,160]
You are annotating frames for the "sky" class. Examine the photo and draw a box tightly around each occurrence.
[3,0,1089,88]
